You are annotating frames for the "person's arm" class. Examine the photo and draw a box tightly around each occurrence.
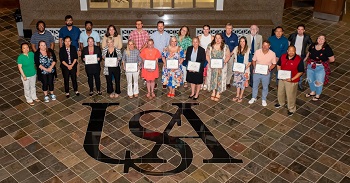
[269,64,276,72]
[31,44,37,52]
[59,38,63,48]
[59,48,70,68]
[206,48,210,65]
[117,36,123,50]
[224,47,230,63]
[17,63,27,80]
[79,42,83,53]
[116,48,122,61]
[304,52,309,62]
[101,36,107,49]
[50,42,55,50]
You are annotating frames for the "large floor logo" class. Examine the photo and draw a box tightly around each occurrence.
[83,103,242,176]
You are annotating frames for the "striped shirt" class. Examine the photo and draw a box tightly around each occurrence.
[122,49,142,64]
[30,31,55,50]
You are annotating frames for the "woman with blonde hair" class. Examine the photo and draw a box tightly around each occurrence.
[122,40,142,98]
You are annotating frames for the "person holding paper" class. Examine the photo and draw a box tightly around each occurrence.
[122,40,142,98]
[304,34,335,101]
[82,37,102,96]
[34,41,57,103]
[232,37,252,103]
[162,37,185,97]
[206,34,231,102]
[176,26,192,88]
[246,25,263,87]
[59,36,79,98]
[102,37,122,98]
[140,39,161,99]
[198,25,214,91]
[186,37,206,100]
[275,46,304,116]
[248,40,276,107]
[222,23,239,89]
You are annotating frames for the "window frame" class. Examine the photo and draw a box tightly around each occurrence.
[88,0,216,10]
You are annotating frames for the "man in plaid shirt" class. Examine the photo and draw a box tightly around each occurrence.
[129,20,149,51]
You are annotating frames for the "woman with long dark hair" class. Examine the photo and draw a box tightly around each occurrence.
[101,25,122,49]
[34,40,57,102]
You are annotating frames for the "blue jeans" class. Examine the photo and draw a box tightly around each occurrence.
[298,55,305,86]
[307,64,325,95]
[252,72,271,100]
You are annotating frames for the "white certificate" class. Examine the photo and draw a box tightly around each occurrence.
[255,64,269,75]
[166,59,179,69]
[104,57,118,67]
[233,62,246,73]
[187,61,201,72]
[278,70,292,80]
[210,59,223,69]
[85,54,98,65]
[125,63,138,72]
[144,60,156,70]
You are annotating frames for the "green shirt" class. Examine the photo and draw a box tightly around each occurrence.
[176,35,192,51]
[17,52,36,77]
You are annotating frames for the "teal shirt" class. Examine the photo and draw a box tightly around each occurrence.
[176,35,192,51]
[17,52,36,77]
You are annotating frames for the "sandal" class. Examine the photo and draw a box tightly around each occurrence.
[109,94,115,98]
[237,98,243,103]
[232,97,239,102]
[184,82,188,88]
[214,95,220,102]
[146,93,151,99]
[210,94,216,100]
[27,102,34,106]
[134,94,138,98]
[312,96,320,101]
[151,92,155,98]
[305,93,315,98]
[167,93,172,97]
[34,99,40,102]
[129,95,133,99]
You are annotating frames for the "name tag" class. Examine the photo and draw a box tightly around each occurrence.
[278,70,292,80]
[125,63,138,72]
[104,57,118,67]
[144,60,156,70]
[166,59,179,69]
[210,59,223,69]
[187,61,201,72]
[233,62,246,73]
[255,64,269,75]
[85,54,98,65]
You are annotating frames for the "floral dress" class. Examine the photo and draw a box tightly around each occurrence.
[162,49,185,88]
[206,44,229,93]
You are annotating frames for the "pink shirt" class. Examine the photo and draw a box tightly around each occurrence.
[252,49,276,66]
[129,29,149,50]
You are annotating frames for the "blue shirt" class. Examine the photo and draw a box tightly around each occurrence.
[30,31,55,50]
[79,30,101,47]
[268,35,288,58]
[222,32,238,52]
[59,26,81,49]
[150,31,170,56]
[237,53,253,64]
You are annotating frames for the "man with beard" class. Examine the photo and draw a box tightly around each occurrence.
[59,15,81,51]
[79,21,100,51]
[30,20,55,52]
[30,20,57,81]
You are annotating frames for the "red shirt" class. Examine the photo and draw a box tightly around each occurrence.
[277,54,304,83]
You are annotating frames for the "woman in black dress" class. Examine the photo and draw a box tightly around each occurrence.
[186,37,206,100]
[81,37,102,96]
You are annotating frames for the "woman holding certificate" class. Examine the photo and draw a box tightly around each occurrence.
[140,39,161,99]
[34,41,57,103]
[206,34,231,102]
[102,37,122,98]
[122,40,142,98]
[82,37,102,96]
[186,37,206,100]
[305,34,335,101]
[232,37,252,103]
[162,37,185,98]
[176,26,192,88]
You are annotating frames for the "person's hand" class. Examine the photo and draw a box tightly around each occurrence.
[98,57,100,61]
[78,50,81,57]
[23,76,27,81]
[47,68,52,73]
[285,78,292,82]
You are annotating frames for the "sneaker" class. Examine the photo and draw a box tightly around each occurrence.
[44,95,49,103]
[262,100,267,107]
[288,111,294,116]
[50,94,56,100]
[248,98,257,104]
[274,103,281,108]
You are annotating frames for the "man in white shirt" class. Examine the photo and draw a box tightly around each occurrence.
[288,24,312,91]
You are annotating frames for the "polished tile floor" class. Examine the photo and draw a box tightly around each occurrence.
[1,7,350,183]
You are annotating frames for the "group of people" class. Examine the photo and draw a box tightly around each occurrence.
[17,15,335,116]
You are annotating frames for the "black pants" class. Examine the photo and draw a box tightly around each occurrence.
[61,65,78,93]
[105,66,121,94]
[41,73,54,91]
[87,72,101,92]
[54,66,58,78]
[250,64,254,86]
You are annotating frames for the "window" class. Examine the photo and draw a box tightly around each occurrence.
[89,0,215,9]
